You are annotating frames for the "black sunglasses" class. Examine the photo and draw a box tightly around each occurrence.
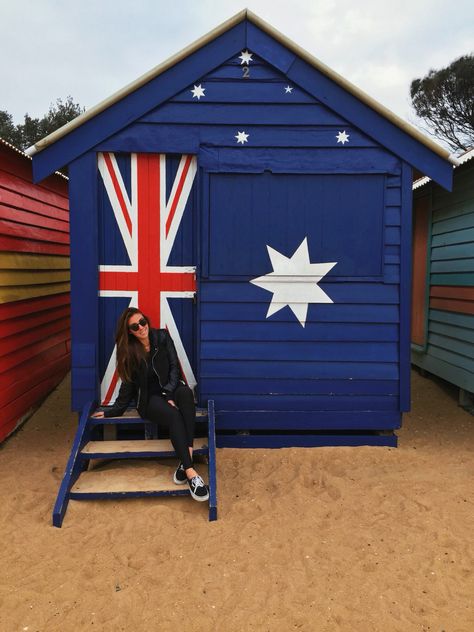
[129,317,147,332]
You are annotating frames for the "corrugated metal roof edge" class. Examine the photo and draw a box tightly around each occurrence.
[413,147,474,191]
[0,137,68,181]
[25,8,455,165]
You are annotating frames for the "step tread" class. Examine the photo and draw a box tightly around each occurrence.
[71,464,190,494]
[81,438,208,455]
[97,408,208,420]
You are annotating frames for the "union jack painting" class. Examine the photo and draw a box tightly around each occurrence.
[97,152,197,404]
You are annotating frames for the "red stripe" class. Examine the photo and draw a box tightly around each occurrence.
[165,155,192,237]
[103,369,119,405]
[0,293,69,321]
[0,235,69,255]
[430,298,474,315]
[100,270,195,292]
[104,153,133,236]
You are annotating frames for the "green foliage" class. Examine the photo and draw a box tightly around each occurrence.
[0,96,85,152]
[411,54,474,153]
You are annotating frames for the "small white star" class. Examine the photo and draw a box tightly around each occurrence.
[235,130,249,144]
[250,237,337,327]
[284,85,293,94]
[239,50,253,65]
[336,130,350,144]
[191,84,205,100]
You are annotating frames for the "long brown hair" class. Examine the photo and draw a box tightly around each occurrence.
[115,307,151,382]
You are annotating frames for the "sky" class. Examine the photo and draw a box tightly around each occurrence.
[1,0,473,147]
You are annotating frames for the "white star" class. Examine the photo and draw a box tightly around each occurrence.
[191,84,205,100]
[250,237,337,327]
[336,130,350,144]
[284,85,293,94]
[235,130,249,144]
[239,50,253,65]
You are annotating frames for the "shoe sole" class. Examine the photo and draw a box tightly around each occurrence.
[173,473,188,485]
[188,485,210,502]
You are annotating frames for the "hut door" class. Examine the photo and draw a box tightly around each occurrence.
[97,152,198,404]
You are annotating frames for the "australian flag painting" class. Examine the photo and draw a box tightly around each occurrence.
[97,152,197,405]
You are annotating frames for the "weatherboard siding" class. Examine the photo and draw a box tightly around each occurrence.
[86,49,408,429]
[412,159,474,396]
[0,142,70,441]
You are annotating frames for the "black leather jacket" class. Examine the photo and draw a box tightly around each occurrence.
[103,328,182,418]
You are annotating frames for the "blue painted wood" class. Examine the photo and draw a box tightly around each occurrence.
[70,489,191,500]
[52,401,95,528]
[247,22,298,73]
[200,341,398,362]
[97,123,376,149]
[214,410,401,430]
[216,434,397,448]
[201,394,399,411]
[207,399,217,521]
[200,282,400,303]
[139,103,348,126]
[201,378,399,395]
[69,154,99,411]
[284,57,452,190]
[200,302,400,322]
[32,22,247,181]
[206,171,384,278]
[399,162,413,411]
[172,82,318,103]
[200,360,399,380]
[201,321,398,341]
[204,61,293,80]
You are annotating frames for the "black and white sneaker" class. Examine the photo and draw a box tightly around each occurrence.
[187,475,209,502]
[173,463,187,485]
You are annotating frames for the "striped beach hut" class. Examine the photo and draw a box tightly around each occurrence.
[412,148,474,411]
[27,10,454,447]
[0,139,70,441]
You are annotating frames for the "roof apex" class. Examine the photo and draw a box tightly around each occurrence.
[26,9,454,166]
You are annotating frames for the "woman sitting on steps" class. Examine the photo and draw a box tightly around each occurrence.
[91,307,209,502]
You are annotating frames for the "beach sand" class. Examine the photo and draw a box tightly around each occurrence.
[0,370,473,632]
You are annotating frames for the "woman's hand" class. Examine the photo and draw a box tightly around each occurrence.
[91,411,105,418]
[167,399,177,408]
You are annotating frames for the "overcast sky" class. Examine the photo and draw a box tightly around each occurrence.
[2,0,473,145]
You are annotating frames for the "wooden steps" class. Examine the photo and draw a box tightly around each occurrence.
[52,400,217,526]
[81,438,208,458]
[71,461,191,497]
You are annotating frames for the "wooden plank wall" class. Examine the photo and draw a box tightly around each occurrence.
[412,160,474,393]
[0,141,70,441]
[134,56,403,430]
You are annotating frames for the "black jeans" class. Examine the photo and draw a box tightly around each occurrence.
[145,384,196,470]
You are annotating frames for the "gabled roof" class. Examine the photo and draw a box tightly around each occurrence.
[413,147,474,191]
[29,9,454,189]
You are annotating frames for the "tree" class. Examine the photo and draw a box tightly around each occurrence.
[410,54,474,153]
[0,96,85,151]
[0,110,23,148]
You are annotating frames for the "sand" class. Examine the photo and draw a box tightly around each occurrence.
[0,370,473,632]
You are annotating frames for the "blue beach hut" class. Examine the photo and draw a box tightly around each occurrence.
[29,10,454,448]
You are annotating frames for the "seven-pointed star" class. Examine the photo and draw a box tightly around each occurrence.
[284,85,293,93]
[250,237,337,327]
[336,130,350,144]
[235,130,249,144]
[191,84,205,100]
[239,50,253,65]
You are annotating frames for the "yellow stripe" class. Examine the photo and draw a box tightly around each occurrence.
[0,282,71,304]
[0,252,70,270]
[0,270,70,285]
